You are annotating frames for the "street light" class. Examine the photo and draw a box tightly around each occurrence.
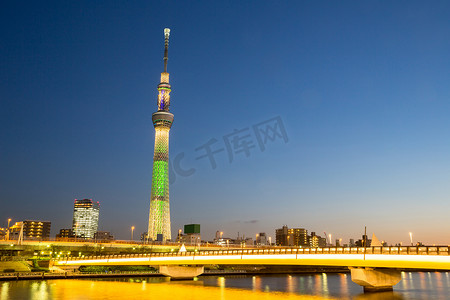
[409,232,413,246]
[6,218,11,241]
[131,226,135,241]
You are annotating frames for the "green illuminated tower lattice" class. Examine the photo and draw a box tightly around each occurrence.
[148,28,173,241]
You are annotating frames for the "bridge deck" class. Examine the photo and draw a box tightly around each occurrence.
[54,246,450,270]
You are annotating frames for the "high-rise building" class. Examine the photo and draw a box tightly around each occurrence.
[148,28,174,242]
[309,232,327,248]
[288,228,308,247]
[355,235,372,247]
[56,228,75,239]
[276,226,309,247]
[9,220,51,240]
[94,231,114,241]
[256,232,267,245]
[276,225,289,246]
[72,199,100,239]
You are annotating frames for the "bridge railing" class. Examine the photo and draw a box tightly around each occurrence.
[53,246,450,262]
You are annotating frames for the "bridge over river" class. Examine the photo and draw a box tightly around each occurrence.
[54,246,450,292]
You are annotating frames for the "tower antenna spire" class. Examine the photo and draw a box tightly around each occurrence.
[163,28,170,73]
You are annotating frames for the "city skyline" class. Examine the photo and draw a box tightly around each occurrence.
[1,1,450,244]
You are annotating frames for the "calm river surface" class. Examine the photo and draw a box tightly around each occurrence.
[1,272,450,300]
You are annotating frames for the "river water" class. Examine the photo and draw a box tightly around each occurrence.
[1,272,450,300]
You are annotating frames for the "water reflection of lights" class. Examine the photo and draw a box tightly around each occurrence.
[217,276,226,300]
[427,272,433,288]
[399,272,407,290]
[307,275,313,291]
[0,282,9,300]
[339,274,349,298]
[435,272,443,290]
[298,276,305,293]
[446,272,450,286]
[15,279,330,300]
[286,275,293,293]
[6,275,450,300]
[407,272,415,290]
[314,274,322,295]
[252,276,262,291]
[217,276,226,288]
[30,281,49,300]
[419,272,426,290]
[321,273,329,296]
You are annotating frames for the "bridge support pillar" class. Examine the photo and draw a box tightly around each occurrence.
[350,267,402,292]
[159,265,204,280]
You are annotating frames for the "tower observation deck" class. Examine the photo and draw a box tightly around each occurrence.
[148,28,173,241]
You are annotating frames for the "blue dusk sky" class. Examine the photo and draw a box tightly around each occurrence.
[1,1,450,244]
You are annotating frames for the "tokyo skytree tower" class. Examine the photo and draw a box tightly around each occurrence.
[147,28,173,241]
